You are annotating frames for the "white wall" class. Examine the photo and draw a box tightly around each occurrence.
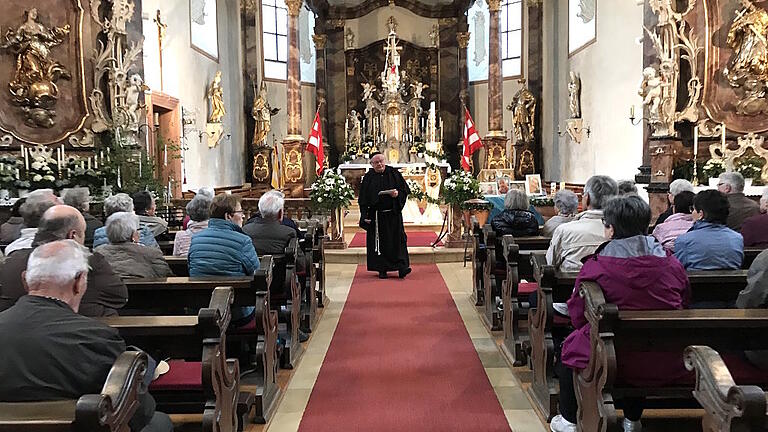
[543,0,644,183]
[345,6,438,49]
[142,0,246,190]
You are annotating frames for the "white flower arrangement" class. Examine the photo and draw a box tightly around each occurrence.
[310,170,355,212]
[441,170,481,209]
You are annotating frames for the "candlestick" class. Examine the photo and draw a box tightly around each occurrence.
[693,126,698,159]
[24,147,29,171]
[721,123,726,148]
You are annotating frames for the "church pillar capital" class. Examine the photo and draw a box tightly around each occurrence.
[456,31,470,49]
[312,34,327,50]
[285,0,303,16]
[486,0,502,12]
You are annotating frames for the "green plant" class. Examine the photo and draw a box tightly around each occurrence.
[310,170,355,212]
[28,149,60,190]
[463,199,492,211]
[702,159,726,179]
[0,155,22,190]
[735,157,764,181]
[530,196,555,207]
[406,179,424,201]
[442,170,481,209]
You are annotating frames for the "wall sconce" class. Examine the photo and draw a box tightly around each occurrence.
[628,105,646,126]
[199,126,231,148]
[557,119,590,144]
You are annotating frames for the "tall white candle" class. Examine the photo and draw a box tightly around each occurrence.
[693,126,698,159]
[721,123,726,148]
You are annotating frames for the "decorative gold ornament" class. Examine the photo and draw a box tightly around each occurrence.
[285,0,303,17]
[252,79,279,147]
[723,0,768,116]
[486,143,508,170]
[312,34,327,50]
[486,0,502,12]
[457,32,471,49]
[208,71,225,123]
[517,148,536,177]
[284,148,303,183]
[0,8,71,128]
[710,132,768,183]
[252,152,270,182]
[507,79,536,144]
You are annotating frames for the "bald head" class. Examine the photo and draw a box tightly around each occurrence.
[24,240,90,312]
[38,205,87,245]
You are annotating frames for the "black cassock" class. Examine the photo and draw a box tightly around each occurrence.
[358,165,411,272]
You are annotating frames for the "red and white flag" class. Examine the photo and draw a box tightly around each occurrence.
[462,108,483,171]
[306,111,324,175]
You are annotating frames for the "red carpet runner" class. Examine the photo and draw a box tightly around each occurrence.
[297,264,511,431]
[348,231,443,248]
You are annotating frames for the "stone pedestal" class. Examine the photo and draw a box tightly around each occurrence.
[483,135,511,170]
[648,138,683,220]
[443,204,466,248]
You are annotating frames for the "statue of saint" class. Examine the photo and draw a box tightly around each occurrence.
[723,0,768,114]
[638,66,664,127]
[252,80,280,147]
[507,83,536,144]
[568,71,581,119]
[1,8,71,127]
[410,81,428,99]
[361,82,376,101]
[124,74,146,129]
[208,71,225,123]
[347,110,362,146]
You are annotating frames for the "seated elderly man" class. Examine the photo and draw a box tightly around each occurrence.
[243,190,308,273]
[718,172,759,231]
[0,205,127,316]
[0,240,172,432]
[5,189,60,255]
[96,212,172,279]
[543,190,579,237]
[133,191,168,237]
[174,193,212,256]
[0,197,25,243]
[546,175,619,273]
[655,179,694,225]
[93,193,159,248]
[740,188,768,248]
[736,249,768,369]
[62,187,103,246]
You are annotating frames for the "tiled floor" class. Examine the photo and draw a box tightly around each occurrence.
[248,262,547,432]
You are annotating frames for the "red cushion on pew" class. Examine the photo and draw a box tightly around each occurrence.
[518,282,538,295]
[228,317,258,334]
[553,314,571,326]
[149,360,202,391]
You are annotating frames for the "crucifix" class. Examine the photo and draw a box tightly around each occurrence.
[154,9,168,91]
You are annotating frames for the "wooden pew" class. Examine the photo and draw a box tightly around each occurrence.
[574,282,768,432]
[297,221,319,332]
[101,288,241,432]
[526,252,750,421]
[123,258,280,424]
[470,218,487,307]
[684,345,768,432]
[0,351,147,432]
[299,219,328,308]
[743,247,765,269]
[269,238,304,369]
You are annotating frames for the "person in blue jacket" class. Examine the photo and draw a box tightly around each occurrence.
[188,193,260,325]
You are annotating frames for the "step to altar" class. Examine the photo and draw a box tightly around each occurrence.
[324,246,468,264]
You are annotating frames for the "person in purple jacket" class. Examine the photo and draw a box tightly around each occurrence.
[550,195,690,432]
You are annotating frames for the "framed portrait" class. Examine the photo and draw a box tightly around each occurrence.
[568,0,597,56]
[525,174,544,196]
[509,181,527,193]
[190,0,219,61]
[479,182,499,196]
[496,177,512,195]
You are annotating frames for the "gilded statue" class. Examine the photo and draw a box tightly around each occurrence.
[568,71,581,119]
[723,0,768,115]
[208,71,225,123]
[0,8,71,128]
[507,81,536,144]
[252,80,280,147]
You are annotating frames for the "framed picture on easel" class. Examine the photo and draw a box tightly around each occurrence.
[189,0,219,61]
[525,174,544,196]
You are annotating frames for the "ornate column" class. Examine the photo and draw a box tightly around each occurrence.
[283,0,305,196]
[438,18,460,166]
[313,33,329,171]
[484,0,509,169]
[457,31,471,108]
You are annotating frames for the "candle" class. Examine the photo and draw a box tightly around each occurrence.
[693,126,698,159]
[103,178,107,189]
[15,168,19,179]
[630,105,635,119]
[560,181,566,191]
[117,167,121,188]
[20,144,24,159]
[163,142,168,167]
[24,148,29,171]
[721,123,726,148]
[138,153,142,177]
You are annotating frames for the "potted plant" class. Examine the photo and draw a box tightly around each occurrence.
[442,170,483,232]
[702,159,726,187]
[310,170,355,244]
[28,150,59,190]
[0,155,22,201]
[530,195,556,219]
[735,157,764,187]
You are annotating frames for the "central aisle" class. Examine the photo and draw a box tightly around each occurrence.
[297,264,512,432]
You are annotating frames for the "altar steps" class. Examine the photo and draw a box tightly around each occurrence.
[324,246,468,264]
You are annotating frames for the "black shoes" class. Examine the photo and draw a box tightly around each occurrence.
[378,271,389,279]
[298,330,309,343]
[398,267,412,279]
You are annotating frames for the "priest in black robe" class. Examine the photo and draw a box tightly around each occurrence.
[359,153,411,278]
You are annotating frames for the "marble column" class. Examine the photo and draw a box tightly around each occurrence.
[484,0,509,169]
[313,33,329,170]
[457,31,470,108]
[283,0,304,196]
[438,18,460,166]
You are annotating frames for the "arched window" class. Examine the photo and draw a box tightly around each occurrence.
[261,0,316,83]
[468,0,524,82]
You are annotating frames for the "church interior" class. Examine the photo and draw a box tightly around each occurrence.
[3,0,768,431]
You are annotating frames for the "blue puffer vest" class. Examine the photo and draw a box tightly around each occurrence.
[188,218,260,277]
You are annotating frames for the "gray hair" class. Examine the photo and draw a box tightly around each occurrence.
[503,189,530,211]
[584,175,619,209]
[196,187,215,199]
[20,189,58,227]
[62,187,90,212]
[553,190,579,215]
[259,190,285,221]
[668,179,694,196]
[617,180,638,195]
[105,211,139,244]
[602,195,651,239]
[25,240,90,288]
[719,171,745,193]
[186,196,212,222]
[103,193,134,217]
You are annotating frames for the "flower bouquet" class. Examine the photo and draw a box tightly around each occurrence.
[310,170,355,243]
[735,157,764,185]
[702,159,726,186]
[406,178,425,201]
[0,155,22,193]
[442,170,482,209]
[28,150,61,190]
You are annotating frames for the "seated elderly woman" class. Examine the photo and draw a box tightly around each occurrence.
[652,190,694,252]
[490,189,540,238]
[617,179,638,195]
[542,190,578,237]
[173,194,212,256]
[550,195,690,432]
[62,187,103,246]
[95,212,172,279]
[674,190,743,270]
[93,193,158,248]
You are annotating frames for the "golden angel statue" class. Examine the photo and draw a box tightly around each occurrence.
[0,8,71,127]
[723,0,768,114]
[507,81,536,144]
[208,71,226,123]
[252,80,280,147]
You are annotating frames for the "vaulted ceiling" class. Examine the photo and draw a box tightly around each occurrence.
[306,0,473,19]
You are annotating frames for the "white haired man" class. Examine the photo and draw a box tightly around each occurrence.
[0,240,172,432]
[655,179,694,225]
[92,193,159,248]
[718,172,760,231]
[62,187,103,246]
[96,212,172,279]
[4,189,60,255]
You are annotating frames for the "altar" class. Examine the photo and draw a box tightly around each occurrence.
[338,162,451,196]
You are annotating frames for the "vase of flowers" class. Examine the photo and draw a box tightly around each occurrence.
[310,170,355,243]
[442,171,482,237]
[735,156,764,186]
[702,159,726,187]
